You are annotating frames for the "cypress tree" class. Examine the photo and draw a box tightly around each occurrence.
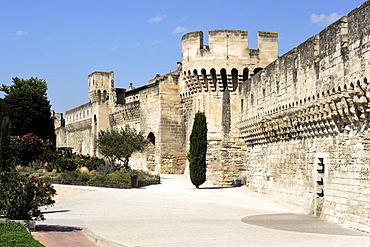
[187,111,207,188]
[0,117,11,171]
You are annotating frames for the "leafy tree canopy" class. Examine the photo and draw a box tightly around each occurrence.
[0,77,55,143]
[3,90,54,141]
[96,125,149,169]
[0,77,48,97]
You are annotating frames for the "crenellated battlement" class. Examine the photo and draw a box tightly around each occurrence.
[180,30,278,94]
[56,1,370,233]
[181,30,277,66]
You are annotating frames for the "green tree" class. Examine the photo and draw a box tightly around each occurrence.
[187,111,207,188]
[1,77,55,143]
[0,117,11,171]
[96,125,149,169]
[0,99,5,123]
[0,77,48,96]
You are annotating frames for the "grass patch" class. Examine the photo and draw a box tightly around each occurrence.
[0,222,44,247]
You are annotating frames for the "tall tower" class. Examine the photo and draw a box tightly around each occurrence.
[88,71,114,155]
[180,30,278,185]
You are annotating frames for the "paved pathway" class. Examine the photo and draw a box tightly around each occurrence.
[32,225,99,247]
[34,175,369,247]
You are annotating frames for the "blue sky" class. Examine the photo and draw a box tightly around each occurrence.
[0,0,366,113]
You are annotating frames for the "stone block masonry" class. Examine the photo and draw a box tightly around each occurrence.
[54,0,370,233]
[238,1,370,233]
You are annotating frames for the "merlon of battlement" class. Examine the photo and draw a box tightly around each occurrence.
[181,29,278,76]
[182,30,278,52]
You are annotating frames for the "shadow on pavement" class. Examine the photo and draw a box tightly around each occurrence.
[200,186,230,190]
[36,224,82,232]
[242,213,368,236]
[42,210,71,214]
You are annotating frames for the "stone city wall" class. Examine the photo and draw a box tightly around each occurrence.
[238,1,370,232]
[125,82,161,172]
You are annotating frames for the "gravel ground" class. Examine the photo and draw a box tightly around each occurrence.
[53,186,87,200]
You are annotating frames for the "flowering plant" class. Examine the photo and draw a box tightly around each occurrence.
[0,171,56,220]
[10,133,47,166]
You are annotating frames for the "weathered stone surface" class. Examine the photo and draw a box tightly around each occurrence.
[55,0,370,233]
[237,1,370,233]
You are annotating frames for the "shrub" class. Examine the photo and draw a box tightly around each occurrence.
[9,133,47,166]
[72,154,105,171]
[109,172,131,184]
[55,171,80,184]
[96,162,114,175]
[38,149,59,163]
[52,158,78,172]
[79,166,89,174]
[89,174,110,183]
[0,171,56,220]
[77,172,90,182]
[84,156,105,171]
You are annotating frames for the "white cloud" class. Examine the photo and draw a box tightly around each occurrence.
[310,12,341,26]
[13,30,28,40]
[148,14,166,23]
[173,27,188,34]
[16,30,28,36]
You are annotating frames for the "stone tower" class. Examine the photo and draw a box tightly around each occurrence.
[180,30,278,185]
[88,71,114,156]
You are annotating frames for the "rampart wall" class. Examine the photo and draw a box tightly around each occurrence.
[238,1,370,232]
[108,72,186,174]
[55,1,370,232]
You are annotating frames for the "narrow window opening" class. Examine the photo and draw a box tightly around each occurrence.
[243,68,249,81]
[231,68,238,91]
[221,68,227,91]
[147,132,156,145]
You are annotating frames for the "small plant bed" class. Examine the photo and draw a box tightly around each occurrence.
[45,170,161,189]
[16,154,160,189]
[0,222,44,247]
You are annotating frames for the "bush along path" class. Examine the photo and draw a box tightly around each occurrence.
[47,172,161,189]
[0,171,56,221]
